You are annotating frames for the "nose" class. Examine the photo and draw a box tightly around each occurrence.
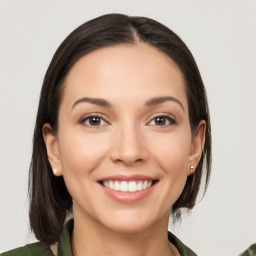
[110,123,148,166]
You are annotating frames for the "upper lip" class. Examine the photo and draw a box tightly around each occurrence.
[98,174,157,182]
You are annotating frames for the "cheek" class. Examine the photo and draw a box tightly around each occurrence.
[145,130,192,213]
[150,130,191,174]
[57,129,112,204]
[58,129,110,176]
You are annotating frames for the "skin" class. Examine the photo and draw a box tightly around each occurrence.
[43,43,205,256]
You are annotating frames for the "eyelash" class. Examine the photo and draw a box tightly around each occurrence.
[147,114,176,126]
[80,114,108,127]
[80,113,176,127]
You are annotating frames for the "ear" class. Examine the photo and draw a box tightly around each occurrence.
[42,123,62,176]
[188,120,206,176]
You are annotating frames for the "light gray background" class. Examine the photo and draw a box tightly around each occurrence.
[0,0,256,255]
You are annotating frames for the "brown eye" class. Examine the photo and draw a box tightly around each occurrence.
[82,116,107,126]
[149,116,175,126]
[155,117,167,125]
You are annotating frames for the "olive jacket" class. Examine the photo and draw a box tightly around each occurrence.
[1,219,197,256]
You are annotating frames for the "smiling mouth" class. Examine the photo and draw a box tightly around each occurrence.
[100,180,158,193]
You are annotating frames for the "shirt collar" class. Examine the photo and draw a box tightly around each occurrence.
[57,219,74,256]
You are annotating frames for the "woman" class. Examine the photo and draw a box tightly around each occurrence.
[1,13,211,256]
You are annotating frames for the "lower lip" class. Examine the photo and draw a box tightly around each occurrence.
[100,183,156,204]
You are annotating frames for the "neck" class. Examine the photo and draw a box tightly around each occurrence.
[71,211,178,256]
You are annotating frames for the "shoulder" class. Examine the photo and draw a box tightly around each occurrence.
[168,231,197,256]
[1,242,53,256]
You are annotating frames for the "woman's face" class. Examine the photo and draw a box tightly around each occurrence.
[44,43,204,233]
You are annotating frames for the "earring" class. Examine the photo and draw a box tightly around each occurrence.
[190,165,195,175]
[52,168,58,175]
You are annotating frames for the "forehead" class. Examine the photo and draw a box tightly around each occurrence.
[62,43,187,110]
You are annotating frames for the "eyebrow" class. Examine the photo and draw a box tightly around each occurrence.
[72,96,184,111]
[72,97,111,108]
[145,96,184,111]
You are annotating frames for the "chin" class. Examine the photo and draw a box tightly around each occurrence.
[97,208,166,235]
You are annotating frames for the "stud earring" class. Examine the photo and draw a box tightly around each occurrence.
[190,165,195,174]
[52,168,58,175]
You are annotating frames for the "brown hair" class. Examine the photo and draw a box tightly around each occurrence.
[29,13,211,245]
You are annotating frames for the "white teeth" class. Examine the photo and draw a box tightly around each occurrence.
[120,181,128,192]
[109,180,114,189]
[113,181,120,191]
[103,181,108,187]
[137,181,143,191]
[102,180,154,192]
[128,181,137,192]
[142,181,147,190]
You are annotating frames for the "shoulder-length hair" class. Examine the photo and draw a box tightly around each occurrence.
[29,13,211,245]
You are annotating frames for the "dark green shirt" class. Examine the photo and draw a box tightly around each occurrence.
[1,219,197,256]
